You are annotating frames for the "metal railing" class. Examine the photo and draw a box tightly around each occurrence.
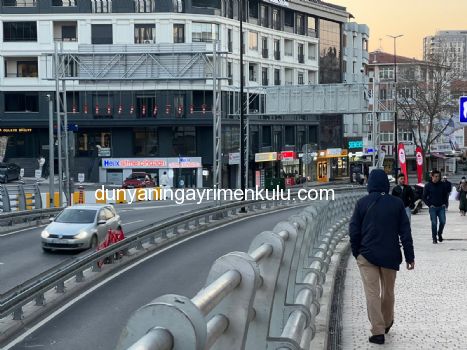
[116,191,365,350]
[0,183,42,213]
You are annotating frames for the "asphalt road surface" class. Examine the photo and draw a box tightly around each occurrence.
[6,205,306,350]
[0,199,218,294]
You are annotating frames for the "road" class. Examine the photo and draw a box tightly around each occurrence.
[6,205,306,350]
[0,199,219,294]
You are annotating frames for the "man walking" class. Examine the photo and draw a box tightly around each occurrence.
[441,175,452,210]
[349,169,415,345]
[423,170,449,243]
[391,173,415,222]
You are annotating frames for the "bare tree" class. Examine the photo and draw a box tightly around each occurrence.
[397,46,461,173]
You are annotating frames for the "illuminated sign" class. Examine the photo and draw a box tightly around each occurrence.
[102,158,203,169]
[0,128,32,133]
[255,152,277,162]
[460,96,467,123]
[281,151,297,161]
[348,140,363,149]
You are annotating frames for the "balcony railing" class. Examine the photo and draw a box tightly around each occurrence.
[262,48,268,59]
[274,50,280,60]
[298,54,305,64]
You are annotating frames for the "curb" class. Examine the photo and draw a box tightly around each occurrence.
[310,236,350,350]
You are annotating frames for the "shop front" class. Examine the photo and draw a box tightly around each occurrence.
[280,151,301,186]
[254,152,279,188]
[317,148,349,182]
[100,157,203,188]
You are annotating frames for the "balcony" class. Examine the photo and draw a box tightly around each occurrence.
[274,50,280,60]
[262,48,268,59]
[298,54,305,64]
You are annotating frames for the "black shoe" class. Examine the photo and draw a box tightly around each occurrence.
[433,239,438,244]
[369,334,385,344]
[438,235,443,242]
[385,320,394,334]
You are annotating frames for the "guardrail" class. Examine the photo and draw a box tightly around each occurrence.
[0,183,42,213]
[116,191,365,350]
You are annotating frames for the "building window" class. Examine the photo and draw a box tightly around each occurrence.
[319,19,341,84]
[134,24,155,43]
[362,38,368,51]
[296,14,305,35]
[284,9,293,28]
[274,68,280,85]
[262,67,268,86]
[249,64,257,82]
[284,39,293,57]
[134,128,158,156]
[53,21,78,42]
[260,4,268,27]
[4,92,39,112]
[249,0,258,18]
[91,0,112,13]
[298,43,304,63]
[380,132,394,142]
[134,0,155,12]
[228,29,233,52]
[262,37,268,58]
[192,23,218,43]
[173,126,196,156]
[52,0,77,6]
[174,0,184,12]
[2,0,36,6]
[274,39,280,60]
[307,16,316,37]
[343,60,347,74]
[226,0,233,19]
[227,61,233,85]
[307,43,316,60]
[298,72,304,85]
[173,24,185,43]
[272,8,280,30]
[4,57,38,77]
[3,22,37,42]
[248,32,258,50]
[91,24,113,44]
[379,67,394,80]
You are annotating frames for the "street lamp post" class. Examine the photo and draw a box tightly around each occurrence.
[387,34,403,176]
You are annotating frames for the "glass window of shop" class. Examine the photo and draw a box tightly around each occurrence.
[262,125,272,149]
[172,126,196,156]
[192,23,219,43]
[318,19,341,84]
[77,130,111,157]
[134,128,158,156]
[221,125,240,154]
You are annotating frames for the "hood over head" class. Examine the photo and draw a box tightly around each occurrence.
[367,169,390,194]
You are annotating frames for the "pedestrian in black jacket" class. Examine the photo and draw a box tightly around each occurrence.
[441,176,452,209]
[423,170,449,243]
[349,169,415,345]
[391,173,415,223]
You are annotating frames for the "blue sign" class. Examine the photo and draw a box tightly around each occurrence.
[460,96,467,123]
[348,140,363,149]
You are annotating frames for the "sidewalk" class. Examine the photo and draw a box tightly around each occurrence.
[340,202,467,349]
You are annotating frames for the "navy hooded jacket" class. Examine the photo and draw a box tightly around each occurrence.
[349,169,415,271]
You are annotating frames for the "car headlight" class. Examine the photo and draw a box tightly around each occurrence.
[74,230,90,240]
[41,230,50,238]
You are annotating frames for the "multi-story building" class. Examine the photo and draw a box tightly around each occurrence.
[424,30,467,78]
[0,0,352,187]
[342,21,369,152]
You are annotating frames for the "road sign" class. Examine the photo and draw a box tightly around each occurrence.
[460,96,467,123]
[34,169,42,180]
[78,173,85,183]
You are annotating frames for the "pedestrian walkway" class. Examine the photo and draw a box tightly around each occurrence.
[341,202,467,349]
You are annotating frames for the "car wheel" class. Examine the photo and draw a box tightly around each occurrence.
[90,235,98,250]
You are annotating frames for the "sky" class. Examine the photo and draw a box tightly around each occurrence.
[326,0,467,59]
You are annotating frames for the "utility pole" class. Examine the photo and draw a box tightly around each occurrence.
[47,95,54,207]
[388,34,403,176]
[54,42,63,207]
[239,0,247,212]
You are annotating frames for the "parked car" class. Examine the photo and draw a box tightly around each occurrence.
[0,162,21,183]
[41,204,122,252]
[122,172,155,189]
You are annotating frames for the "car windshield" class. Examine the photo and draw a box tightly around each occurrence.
[128,174,146,180]
[55,209,97,224]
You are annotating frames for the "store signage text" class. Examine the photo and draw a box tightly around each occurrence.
[103,159,167,168]
[255,152,277,162]
[348,140,363,149]
[0,128,32,133]
[280,151,297,161]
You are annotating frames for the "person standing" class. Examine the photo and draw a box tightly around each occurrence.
[441,176,452,209]
[457,178,467,216]
[391,173,415,222]
[423,170,449,243]
[349,169,415,345]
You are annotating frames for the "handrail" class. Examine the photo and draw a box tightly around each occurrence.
[116,190,365,350]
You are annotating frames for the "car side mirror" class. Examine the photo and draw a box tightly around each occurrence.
[97,220,106,225]
[49,217,54,223]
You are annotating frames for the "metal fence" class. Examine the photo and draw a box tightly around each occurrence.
[116,191,364,350]
[0,183,42,212]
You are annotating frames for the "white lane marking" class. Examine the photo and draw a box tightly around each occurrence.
[0,225,47,237]
[2,204,306,350]
[121,220,144,226]
[0,262,4,265]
